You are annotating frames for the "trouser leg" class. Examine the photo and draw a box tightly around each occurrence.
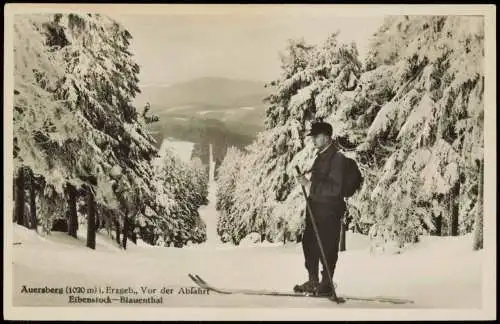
[319,216,342,282]
[302,210,319,282]
[310,201,344,283]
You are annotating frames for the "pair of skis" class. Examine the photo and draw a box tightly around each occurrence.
[188,273,414,305]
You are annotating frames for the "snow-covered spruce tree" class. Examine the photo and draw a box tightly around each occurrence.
[149,149,207,247]
[54,14,205,249]
[190,157,209,206]
[13,13,207,249]
[180,158,208,245]
[13,14,84,233]
[25,13,158,249]
[351,16,484,248]
[215,146,245,243]
[220,34,362,244]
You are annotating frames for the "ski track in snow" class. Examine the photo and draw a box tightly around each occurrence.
[194,143,222,247]
[10,143,483,310]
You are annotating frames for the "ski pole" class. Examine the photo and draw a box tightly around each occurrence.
[295,166,343,303]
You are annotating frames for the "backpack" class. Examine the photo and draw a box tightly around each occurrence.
[340,154,363,198]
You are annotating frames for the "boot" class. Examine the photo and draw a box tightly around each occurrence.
[317,280,333,295]
[317,277,338,295]
[293,274,319,294]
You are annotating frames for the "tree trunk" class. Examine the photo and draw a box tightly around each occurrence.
[95,208,101,230]
[14,167,25,226]
[339,210,348,251]
[23,202,31,228]
[296,231,303,243]
[260,222,266,242]
[86,187,96,250]
[115,218,121,244]
[104,211,112,237]
[339,220,346,252]
[67,184,78,238]
[122,216,129,250]
[450,179,460,236]
[473,160,484,250]
[129,230,137,244]
[29,172,37,230]
[435,214,442,236]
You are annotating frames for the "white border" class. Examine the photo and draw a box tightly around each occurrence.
[3,4,496,321]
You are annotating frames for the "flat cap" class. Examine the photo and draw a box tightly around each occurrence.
[306,121,333,137]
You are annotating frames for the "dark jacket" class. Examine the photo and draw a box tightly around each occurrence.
[308,143,345,203]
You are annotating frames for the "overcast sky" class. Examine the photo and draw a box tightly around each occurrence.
[110,7,387,86]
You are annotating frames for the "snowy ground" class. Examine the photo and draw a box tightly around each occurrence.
[10,224,483,309]
[6,144,489,320]
[196,143,224,247]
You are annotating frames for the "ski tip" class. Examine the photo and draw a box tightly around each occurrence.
[188,273,207,286]
[187,273,198,282]
[194,274,206,284]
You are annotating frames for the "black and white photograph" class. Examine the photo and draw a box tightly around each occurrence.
[3,3,496,321]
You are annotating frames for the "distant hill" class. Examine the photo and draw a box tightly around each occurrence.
[134,77,273,111]
[136,77,275,167]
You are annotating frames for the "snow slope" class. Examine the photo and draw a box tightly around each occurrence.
[195,143,222,247]
[8,141,486,319]
[11,224,483,311]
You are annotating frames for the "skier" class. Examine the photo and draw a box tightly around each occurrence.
[294,121,346,295]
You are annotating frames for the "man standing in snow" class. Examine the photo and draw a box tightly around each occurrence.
[294,121,345,295]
